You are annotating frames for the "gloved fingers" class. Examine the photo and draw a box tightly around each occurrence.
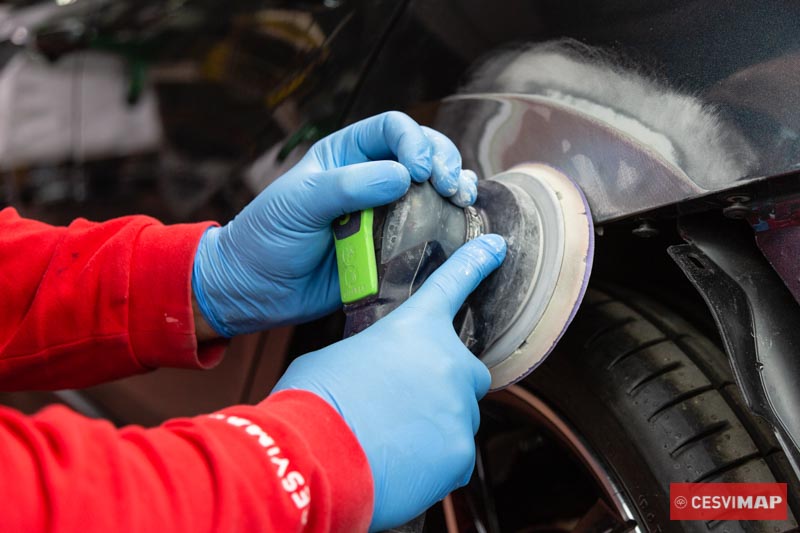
[300,160,412,225]
[407,234,507,319]
[421,126,462,198]
[451,169,479,208]
[461,168,479,186]
[420,127,478,206]
[313,111,433,181]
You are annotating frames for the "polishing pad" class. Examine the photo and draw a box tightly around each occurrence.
[465,164,594,390]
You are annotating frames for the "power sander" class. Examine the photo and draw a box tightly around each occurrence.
[332,163,594,532]
[334,163,594,390]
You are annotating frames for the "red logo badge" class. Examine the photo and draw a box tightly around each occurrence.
[670,483,787,521]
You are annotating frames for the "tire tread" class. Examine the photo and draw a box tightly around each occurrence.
[669,420,731,458]
[561,287,799,532]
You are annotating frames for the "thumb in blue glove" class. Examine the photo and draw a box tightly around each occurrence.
[271,234,507,532]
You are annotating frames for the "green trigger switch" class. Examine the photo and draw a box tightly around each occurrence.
[333,209,378,304]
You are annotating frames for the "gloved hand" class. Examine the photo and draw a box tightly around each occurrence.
[192,111,479,337]
[272,234,507,532]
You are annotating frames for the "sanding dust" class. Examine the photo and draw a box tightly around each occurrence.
[462,39,758,187]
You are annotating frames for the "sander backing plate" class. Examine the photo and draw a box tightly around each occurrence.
[475,164,594,390]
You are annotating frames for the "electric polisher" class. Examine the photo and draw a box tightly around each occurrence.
[333,163,594,391]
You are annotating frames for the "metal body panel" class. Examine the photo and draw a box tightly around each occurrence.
[434,94,716,223]
[349,0,800,184]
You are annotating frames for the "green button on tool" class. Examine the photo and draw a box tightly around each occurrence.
[333,209,378,304]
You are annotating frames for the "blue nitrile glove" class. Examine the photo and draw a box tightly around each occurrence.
[192,111,480,337]
[272,234,507,532]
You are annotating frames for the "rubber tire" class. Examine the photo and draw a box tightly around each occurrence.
[522,286,800,532]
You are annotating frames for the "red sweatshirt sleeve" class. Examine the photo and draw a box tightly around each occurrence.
[0,207,225,391]
[0,390,374,532]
